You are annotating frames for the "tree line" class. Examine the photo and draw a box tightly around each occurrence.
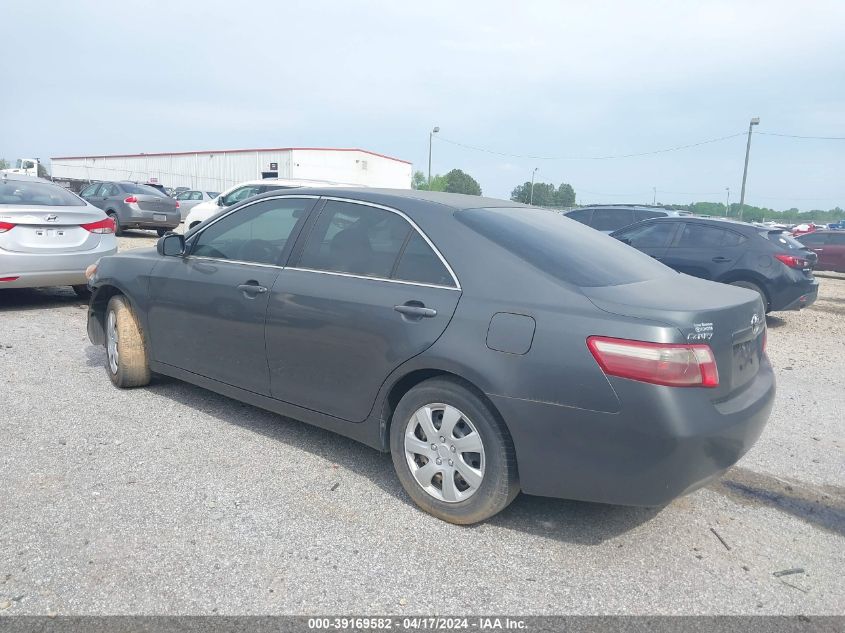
[663,201,845,224]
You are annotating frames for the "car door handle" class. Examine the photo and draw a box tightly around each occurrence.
[237,282,267,296]
[712,256,732,262]
[394,303,437,319]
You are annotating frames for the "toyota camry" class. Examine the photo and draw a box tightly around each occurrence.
[86,188,774,524]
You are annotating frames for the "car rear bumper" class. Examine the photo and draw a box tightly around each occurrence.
[769,275,818,311]
[489,358,775,506]
[778,283,818,311]
[0,241,117,289]
[124,207,181,228]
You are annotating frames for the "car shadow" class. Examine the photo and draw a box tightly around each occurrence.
[765,315,787,329]
[87,346,661,544]
[0,287,87,312]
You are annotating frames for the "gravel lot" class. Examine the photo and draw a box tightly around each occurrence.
[1,229,843,615]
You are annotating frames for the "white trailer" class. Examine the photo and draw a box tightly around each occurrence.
[50,147,412,192]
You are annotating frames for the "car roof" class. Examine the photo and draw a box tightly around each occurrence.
[247,187,528,212]
[636,215,763,229]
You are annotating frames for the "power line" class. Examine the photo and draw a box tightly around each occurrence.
[435,132,747,161]
[758,131,845,140]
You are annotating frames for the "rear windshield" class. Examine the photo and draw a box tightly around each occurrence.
[456,207,675,287]
[122,183,167,197]
[766,231,805,250]
[0,179,84,206]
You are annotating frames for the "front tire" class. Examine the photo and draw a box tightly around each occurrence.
[156,228,169,237]
[105,296,151,388]
[390,377,519,524]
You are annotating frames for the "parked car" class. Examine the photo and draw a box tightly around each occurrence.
[79,181,180,236]
[611,217,818,312]
[827,221,845,230]
[0,174,116,296]
[565,205,686,234]
[183,178,359,230]
[795,231,845,273]
[173,190,220,221]
[791,223,817,237]
[86,189,773,524]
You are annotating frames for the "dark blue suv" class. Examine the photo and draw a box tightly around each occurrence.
[612,217,819,312]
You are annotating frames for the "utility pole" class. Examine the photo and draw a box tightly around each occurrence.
[652,187,657,205]
[529,167,539,205]
[738,117,760,219]
[428,126,439,186]
[725,187,730,216]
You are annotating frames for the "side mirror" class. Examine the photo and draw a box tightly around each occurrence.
[157,233,185,257]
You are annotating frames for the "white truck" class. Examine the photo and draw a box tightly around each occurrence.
[1,158,41,177]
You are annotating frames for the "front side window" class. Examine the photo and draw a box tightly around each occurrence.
[175,191,192,200]
[190,191,203,201]
[191,198,313,265]
[222,185,263,206]
[616,221,676,248]
[0,180,85,206]
[298,200,412,279]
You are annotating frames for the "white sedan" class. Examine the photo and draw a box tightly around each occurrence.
[173,190,220,221]
[184,178,360,230]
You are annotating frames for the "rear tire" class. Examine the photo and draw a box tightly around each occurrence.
[105,295,150,388]
[108,212,122,236]
[390,377,519,524]
[729,280,769,313]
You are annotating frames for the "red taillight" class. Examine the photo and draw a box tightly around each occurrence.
[0,221,15,233]
[587,336,719,388]
[775,254,807,269]
[124,195,138,204]
[81,217,116,234]
[175,201,180,208]
[0,276,19,282]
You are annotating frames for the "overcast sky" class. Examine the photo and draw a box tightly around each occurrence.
[3,0,843,210]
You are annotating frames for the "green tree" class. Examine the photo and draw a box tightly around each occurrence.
[412,169,450,192]
[0,158,9,170]
[37,163,50,179]
[511,181,576,207]
[443,169,482,195]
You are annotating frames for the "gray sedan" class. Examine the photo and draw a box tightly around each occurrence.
[0,174,117,296]
[79,181,180,236]
[86,188,774,524]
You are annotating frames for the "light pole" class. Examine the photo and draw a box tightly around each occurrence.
[428,126,439,186]
[738,117,759,219]
[529,167,539,205]
[725,187,730,216]
[652,187,657,205]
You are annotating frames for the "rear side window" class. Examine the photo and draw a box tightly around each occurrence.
[830,234,845,245]
[298,200,411,279]
[676,224,728,248]
[616,221,676,248]
[456,207,674,287]
[591,209,634,232]
[393,232,454,287]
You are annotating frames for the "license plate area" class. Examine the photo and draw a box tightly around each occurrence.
[153,214,167,222]
[34,228,67,237]
[732,339,759,388]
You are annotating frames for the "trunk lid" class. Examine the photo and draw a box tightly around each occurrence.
[0,205,105,254]
[582,274,766,398]
[136,194,177,213]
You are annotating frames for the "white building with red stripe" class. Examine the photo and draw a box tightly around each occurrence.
[50,147,412,192]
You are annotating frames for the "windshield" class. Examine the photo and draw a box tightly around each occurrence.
[766,231,806,250]
[122,183,167,197]
[0,179,85,206]
[456,207,675,287]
